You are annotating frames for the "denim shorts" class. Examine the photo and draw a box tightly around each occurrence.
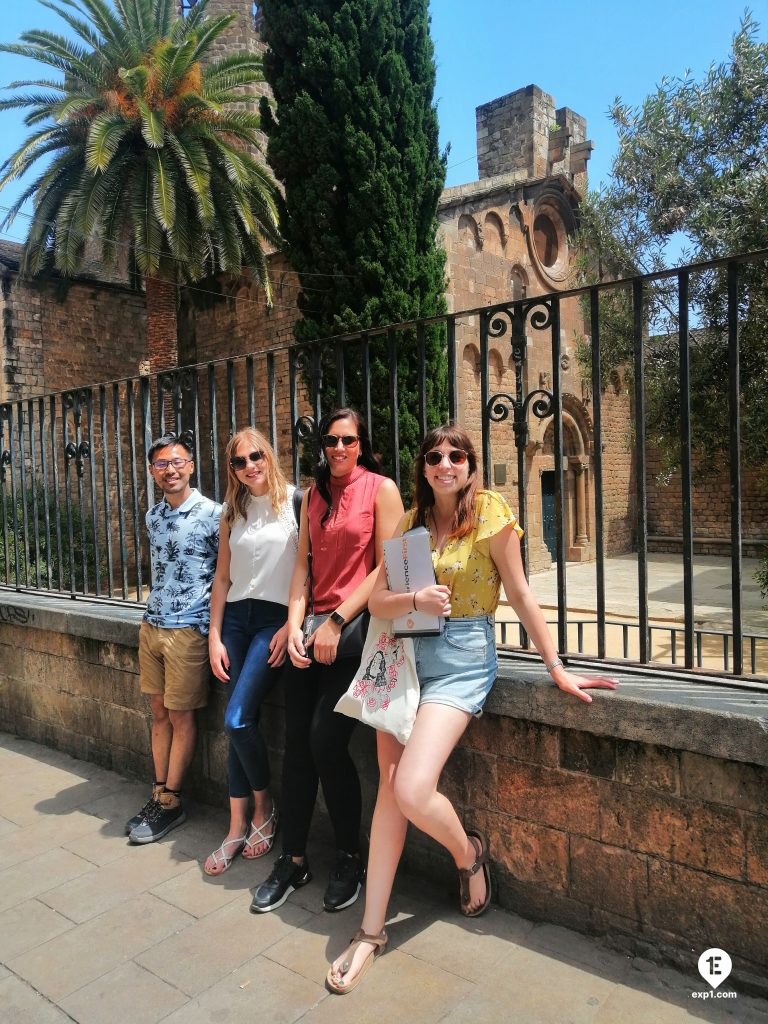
[413,616,497,717]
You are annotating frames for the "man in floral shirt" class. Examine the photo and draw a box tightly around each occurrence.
[126,430,222,844]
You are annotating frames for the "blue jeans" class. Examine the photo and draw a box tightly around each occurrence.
[221,599,286,798]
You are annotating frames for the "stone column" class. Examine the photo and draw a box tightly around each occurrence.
[573,460,589,546]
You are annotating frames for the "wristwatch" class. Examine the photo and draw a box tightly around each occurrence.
[329,610,346,627]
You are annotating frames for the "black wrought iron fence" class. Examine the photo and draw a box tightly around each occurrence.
[1,249,766,681]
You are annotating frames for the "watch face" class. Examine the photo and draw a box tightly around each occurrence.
[330,611,345,627]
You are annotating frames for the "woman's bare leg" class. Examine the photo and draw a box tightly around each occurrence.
[328,730,406,987]
[393,703,487,910]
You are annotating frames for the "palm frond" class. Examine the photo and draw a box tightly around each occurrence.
[0,92,65,113]
[131,158,163,274]
[187,14,238,64]
[167,131,213,225]
[86,112,132,171]
[37,0,104,53]
[150,147,176,230]
[5,78,67,92]
[137,98,165,147]
[0,127,61,188]
[54,0,129,56]
[152,0,176,41]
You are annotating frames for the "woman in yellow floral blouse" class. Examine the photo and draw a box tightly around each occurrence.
[326,425,618,994]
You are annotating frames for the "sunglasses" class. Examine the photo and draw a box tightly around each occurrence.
[230,450,265,470]
[424,449,469,467]
[322,434,359,449]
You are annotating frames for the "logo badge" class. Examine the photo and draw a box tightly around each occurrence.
[698,948,732,990]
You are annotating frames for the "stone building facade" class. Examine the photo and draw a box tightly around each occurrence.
[439,85,608,571]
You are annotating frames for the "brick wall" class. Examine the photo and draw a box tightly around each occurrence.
[647,447,768,557]
[1,270,147,403]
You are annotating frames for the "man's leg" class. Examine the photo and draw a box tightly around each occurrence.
[149,693,172,783]
[165,709,196,791]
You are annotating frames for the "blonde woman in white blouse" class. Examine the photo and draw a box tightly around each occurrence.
[204,429,298,875]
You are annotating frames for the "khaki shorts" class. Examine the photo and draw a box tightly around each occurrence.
[138,622,211,710]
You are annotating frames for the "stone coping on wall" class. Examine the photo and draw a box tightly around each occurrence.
[3,589,766,769]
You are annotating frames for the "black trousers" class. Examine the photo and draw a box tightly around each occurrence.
[280,656,361,858]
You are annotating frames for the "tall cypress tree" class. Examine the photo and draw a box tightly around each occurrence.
[259,0,448,480]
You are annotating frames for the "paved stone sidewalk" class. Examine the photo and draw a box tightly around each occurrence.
[1,732,766,1024]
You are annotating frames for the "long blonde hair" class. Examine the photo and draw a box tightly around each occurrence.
[223,428,288,528]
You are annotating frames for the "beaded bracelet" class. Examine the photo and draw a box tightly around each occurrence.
[545,657,564,674]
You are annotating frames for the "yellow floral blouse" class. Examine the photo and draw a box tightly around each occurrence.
[402,490,523,618]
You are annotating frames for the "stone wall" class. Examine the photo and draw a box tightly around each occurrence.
[1,592,766,993]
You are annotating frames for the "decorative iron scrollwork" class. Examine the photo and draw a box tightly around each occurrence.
[486,393,516,423]
[158,367,195,415]
[486,387,554,451]
[294,415,317,446]
[65,440,91,478]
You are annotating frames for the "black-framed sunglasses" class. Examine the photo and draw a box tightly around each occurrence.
[322,434,359,449]
[424,449,469,467]
[151,457,193,471]
[230,450,265,470]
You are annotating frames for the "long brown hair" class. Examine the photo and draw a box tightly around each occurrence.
[223,428,288,528]
[412,425,480,541]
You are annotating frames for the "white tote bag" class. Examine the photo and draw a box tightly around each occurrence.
[334,616,420,745]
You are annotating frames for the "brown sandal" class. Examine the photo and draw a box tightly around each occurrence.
[458,828,492,918]
[326,928,388,994]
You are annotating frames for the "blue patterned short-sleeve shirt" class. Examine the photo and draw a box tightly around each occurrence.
[144,488,222,634]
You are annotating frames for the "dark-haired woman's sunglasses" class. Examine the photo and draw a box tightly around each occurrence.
[230,450,265,470]
[322,434,359,449]
[424,449,468,466]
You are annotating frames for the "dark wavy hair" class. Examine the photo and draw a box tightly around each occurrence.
[411,425,480,541]
[147,429,194,464]
[315,408,379,525]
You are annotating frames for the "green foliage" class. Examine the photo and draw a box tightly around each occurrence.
[0,0,281,295]
[574,13,768,479]
[0,482,106,591]
[258,0,448,485]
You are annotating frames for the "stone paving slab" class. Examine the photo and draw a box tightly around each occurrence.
[1,731,767,1024]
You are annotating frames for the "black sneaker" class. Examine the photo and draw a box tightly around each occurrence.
[125,793,161,835]
[323,850,365,912]
[250,855,312,914]
[129,797,186,844]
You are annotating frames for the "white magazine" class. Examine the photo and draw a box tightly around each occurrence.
[383,526,443,637]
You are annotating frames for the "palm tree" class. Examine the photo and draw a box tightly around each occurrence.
[0,0,281,371]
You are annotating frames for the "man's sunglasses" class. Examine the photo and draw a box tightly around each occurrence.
[230,450,265,470]
[424,449,469,466]
[322,434,359,449]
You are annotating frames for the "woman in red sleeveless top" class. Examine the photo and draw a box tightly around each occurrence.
[251,408,403,915]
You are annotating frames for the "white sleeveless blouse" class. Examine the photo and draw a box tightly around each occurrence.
[225,487,298,605]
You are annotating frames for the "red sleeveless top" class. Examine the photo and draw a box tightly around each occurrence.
[308,465,385,612]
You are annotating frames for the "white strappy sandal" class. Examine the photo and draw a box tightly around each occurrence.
[242,805,279,860]
[203,835,247,876]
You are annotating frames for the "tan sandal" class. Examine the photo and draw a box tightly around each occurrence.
[326,928,388,994]
[458,828,492,917]
[203,835,246,876]
[242,805,278,860]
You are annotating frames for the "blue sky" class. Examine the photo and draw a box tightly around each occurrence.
[0,0,764,240]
